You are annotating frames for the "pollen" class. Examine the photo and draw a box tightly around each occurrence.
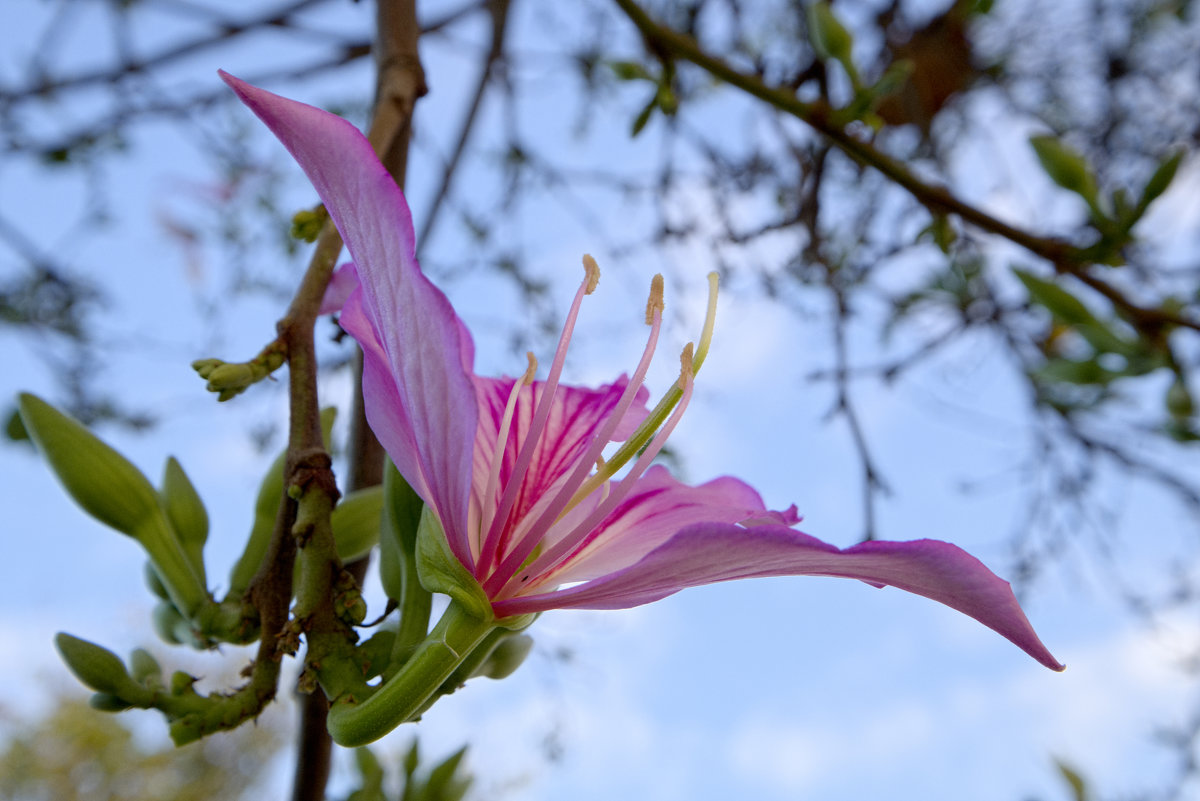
[521,351,537,384]
[646,274,665,324]
[581,254,601,294]
[677,342,695,389]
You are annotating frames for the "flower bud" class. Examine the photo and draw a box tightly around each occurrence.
[19,393,162,537]
[474,633,533,680]
[88,693,133,712]
[161,457,209,578]
[129,648,163,686]
[55,632,150,705]
[332,485,383,563]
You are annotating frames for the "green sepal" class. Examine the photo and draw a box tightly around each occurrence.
[415,508,492,620]
[379,460,424,601]
[807,2,859,85]
[160,456,209,580]
[332,485,384,564]
[54,632,152,705]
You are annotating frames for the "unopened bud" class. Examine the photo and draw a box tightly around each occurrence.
[19,393,161,537]
[161,457,209,577]
[475,633,534,680]
[332,485,383,564]
[55,632,149,704]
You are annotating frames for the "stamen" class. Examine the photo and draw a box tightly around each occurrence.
[478,353,538,541]
[482,278,665,595]
[582,254,601,294]
[575,272,719,493]
[478,263,595,573]
[497,361,697,599]
[677,342,694,390]
[646,274,664,324]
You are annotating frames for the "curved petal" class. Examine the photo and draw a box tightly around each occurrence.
[318,262,360,316]
[494,523,1065,672]
[221,72,477,553]
[526,465,786,589]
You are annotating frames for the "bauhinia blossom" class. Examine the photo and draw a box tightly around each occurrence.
[223,74,1063,684]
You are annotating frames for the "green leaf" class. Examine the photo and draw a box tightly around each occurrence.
[1013,269,1095,326]
[1054,758,1089,801]
[1029,135,1099,204]
[630,95,656,137]
[1138,151,1183,212]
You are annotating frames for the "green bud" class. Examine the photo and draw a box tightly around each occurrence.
[144,562,170,601]
[415,508,492,620]
[19,393,162,536]
[474,633,533,680]
[161,457,209,578]
[129,648,163,686]
[88,693,134,712]
[204,363,256,392]
[191,358,223,379]
[1030,135,1099,203]
[332,485,384,564]
[170,670,198,695]
[290,204,328,243]
[55,633,150,704]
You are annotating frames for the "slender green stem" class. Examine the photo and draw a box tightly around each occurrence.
[326,603,497,747]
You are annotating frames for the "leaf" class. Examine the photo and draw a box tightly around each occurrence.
[1013,269,1095,326]
[1138,151,1183,212]
[1053,758,1089,801]
[1029,135,1099,204]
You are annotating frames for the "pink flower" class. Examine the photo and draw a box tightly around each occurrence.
[222,72,1063,672]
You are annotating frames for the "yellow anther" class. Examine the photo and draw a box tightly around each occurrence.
[646,274,665,324]
[521,351,537,384]
[677,343,695,389]
[581,254,601,294]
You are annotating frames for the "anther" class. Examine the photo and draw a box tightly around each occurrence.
[582,254,601,295]
[646,274,665,324]
[677,343,695,389]
[521,351,537,384]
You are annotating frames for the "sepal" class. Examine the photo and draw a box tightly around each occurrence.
[415,508,491,620]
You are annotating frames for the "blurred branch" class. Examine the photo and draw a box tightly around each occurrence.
[610,0,1200,343]
[417,0,513,248]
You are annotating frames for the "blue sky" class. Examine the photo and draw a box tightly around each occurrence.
[3,1,1199,799]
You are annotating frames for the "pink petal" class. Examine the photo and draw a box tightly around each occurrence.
[318,263,359,315]
[495,523,1065,672]
[471,375,649,534]
[528,465,785,587]
[221,72,477,555]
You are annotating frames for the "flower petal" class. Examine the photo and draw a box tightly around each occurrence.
[221,72,478,557]
[472,375,649,543]
[495,523,1065,671]
[526,465,786,588]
